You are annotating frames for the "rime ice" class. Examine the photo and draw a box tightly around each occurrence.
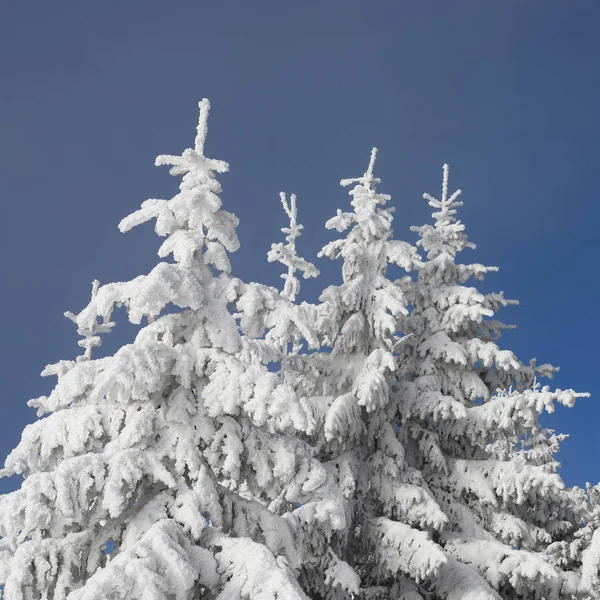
[0,105,597,600]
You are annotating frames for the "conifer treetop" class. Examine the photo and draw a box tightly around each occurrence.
[425,163,463,221]
[340,146,379,190]
[70,99,241,334]
[267,192,319,301]
[194,98,211,155]
[152,97,230,183]
[413,163,475,260]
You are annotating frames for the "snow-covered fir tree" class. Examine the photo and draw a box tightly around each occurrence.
[0,101,597,600]
[392,164,593,599]
[292,149,442,600]
[0,100,343,600]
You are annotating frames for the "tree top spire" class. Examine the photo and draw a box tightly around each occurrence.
[423,163,463,223]
[340,146,380,191]
[194,98,211,156]
[267,191,319,301]
[366,146,378,181]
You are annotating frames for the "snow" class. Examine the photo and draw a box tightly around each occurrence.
[0,103,595,600]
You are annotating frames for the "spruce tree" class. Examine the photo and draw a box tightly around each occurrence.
[394,164,592,599]
[295,149,445,599]
[0,101,342,600]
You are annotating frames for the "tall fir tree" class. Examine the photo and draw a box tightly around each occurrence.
[0,101,343,600]
[393,164,592,599]
[294,149,445,599]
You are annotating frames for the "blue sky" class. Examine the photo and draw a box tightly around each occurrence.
[0,1,598,493]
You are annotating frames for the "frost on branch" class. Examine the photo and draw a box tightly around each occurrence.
[267,192,319,302]
[369,517,447,582]
[64,280,115,362]
[67,520,218,600]
[208,532,308,600]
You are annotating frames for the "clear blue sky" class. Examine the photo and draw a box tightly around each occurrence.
[0,1,598,493]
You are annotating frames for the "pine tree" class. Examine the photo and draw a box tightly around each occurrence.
[293,149,446,599]
[394,164,592,599]
[0,101,342,600]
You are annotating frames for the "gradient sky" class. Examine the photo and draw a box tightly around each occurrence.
[1,1,599,494]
